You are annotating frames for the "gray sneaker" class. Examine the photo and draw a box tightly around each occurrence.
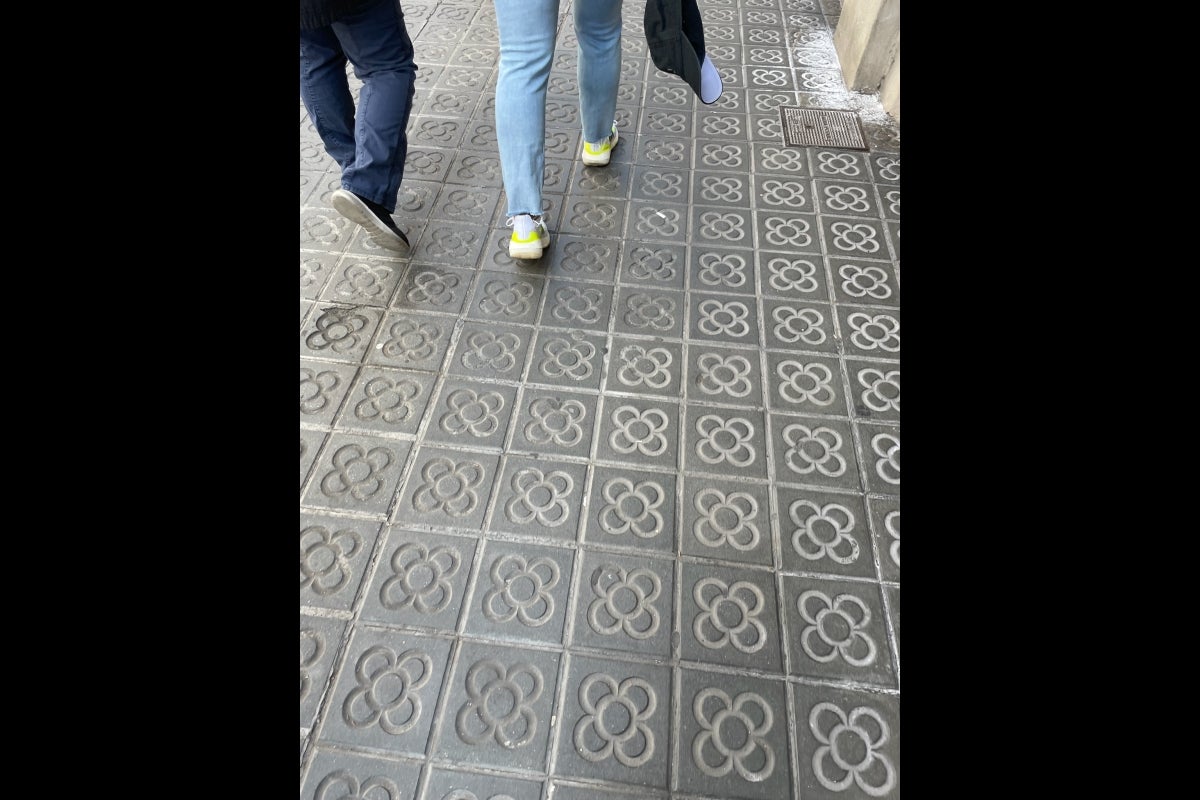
[330,189,410,252]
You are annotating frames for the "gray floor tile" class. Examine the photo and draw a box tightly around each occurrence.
[552,654,672,788]
[792,684,899,799]
[781,575,896,688]
[869,496,900,584]
[302,748,423,800]
[302,434,412,516]
[394,446,501,531]
[302,3,900,793]
[776,487,874,579]
[319,627,453,756]
[569,549,674,658]
[580,465,677,555]
[300,614,346,729]
[359,527,479,632]
[432,640,561,772]
[675,669,792,799]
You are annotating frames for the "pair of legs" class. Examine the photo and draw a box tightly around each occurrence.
[493,0,623,218]
[299,0,417,214]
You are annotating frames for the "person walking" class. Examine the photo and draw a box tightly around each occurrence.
[300,0,418,252]
[494,0,623,260]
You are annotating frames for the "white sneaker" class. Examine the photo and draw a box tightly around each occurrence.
[581,121,619,166]
[507,214,549,259]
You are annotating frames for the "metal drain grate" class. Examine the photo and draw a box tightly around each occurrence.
[780,106,868,150]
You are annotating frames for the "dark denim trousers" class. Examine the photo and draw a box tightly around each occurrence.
[299,0,417,213]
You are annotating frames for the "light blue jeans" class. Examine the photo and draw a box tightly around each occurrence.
[494,0,623,218]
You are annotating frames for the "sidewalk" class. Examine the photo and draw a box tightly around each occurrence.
[301,1,900,798]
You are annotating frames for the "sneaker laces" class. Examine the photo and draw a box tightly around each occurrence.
[506,214,542,237]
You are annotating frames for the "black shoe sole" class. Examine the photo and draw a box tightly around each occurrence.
[331,189,410,253]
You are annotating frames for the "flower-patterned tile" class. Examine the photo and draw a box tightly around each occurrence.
[507,387,599,460]
[674,669,792,799]
[300,360,359,428]
[393,446,501,531]
[752,141,811,178]
[302,748,422,800]
[300,613,346,729]
[524,329,607,392]
[594,395,680,470]
[301,303,385,364]
[856,421,900,496]
[814,179,880,219]
[300,512,382,612]
[690,246,757,295]
[878,184,900,221]
[870,152,901,185]
[682,405,769,481]
[695,111,750,143]
[463,540,574,645]
[809,147,871,183]
[828,257,899,309]
[640,106,694,140]
[359,527,478,633]
[695,140,752,174]
[318,627,453,756]
[390,179,442,224]
[391,263,475,316]
[458,117,500,155]
[781,575,896,688]
[343,219,421,260]
[559,197,629,240]
[611,286,685,339]
[543,235,621,285]
[432,640,561,772]
[366,310,455,373]
[776,487,875,579]
[552,654,672,789]
[685,343,763,407]
[757,251,829,302]
[606,336,684,400]
[629,165,690,208]
[845,357,899,423]
[319,255,404,308]
[679,561,783,672]
[752,173,813,215]
[687,292,762,348]
[618,240,688,290]
[300,252,339,300]
[410,115,467,152]
[300,429,326,491]
[488,456,588,541]
[424,379,518,450]
[755,209,823,255]
[633,134,691,169]
[570,158,633,201]
[820,216,888,262]
[540,278,614,334]
[764,351,847,417]
[302,434,412,516]
[334,366,436,438]
[680,476,773,567]
[769,413,862,492]
[545,127,582,162]
[402,146,453,184]
[569,548,674,658]
[792,684,900,799]
[869,496,900,584]
[581,465,677,555]
[466,271,546,327]
[761,299,838,354]
[421,768,543,800]
[444,149,504,190]
[691,203,754,252]
[885,584,900,661]
[446,321,533,384]
[405,221,489,268]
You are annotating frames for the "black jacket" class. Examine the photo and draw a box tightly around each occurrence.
[644,0,707,100]
[300,0,381,31]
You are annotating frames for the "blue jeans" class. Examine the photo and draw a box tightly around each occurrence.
[299,0,417,213]
[494,0,623,218]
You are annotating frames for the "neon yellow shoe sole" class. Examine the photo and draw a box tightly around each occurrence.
[581,125,619,166]
[509,228,548,259]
